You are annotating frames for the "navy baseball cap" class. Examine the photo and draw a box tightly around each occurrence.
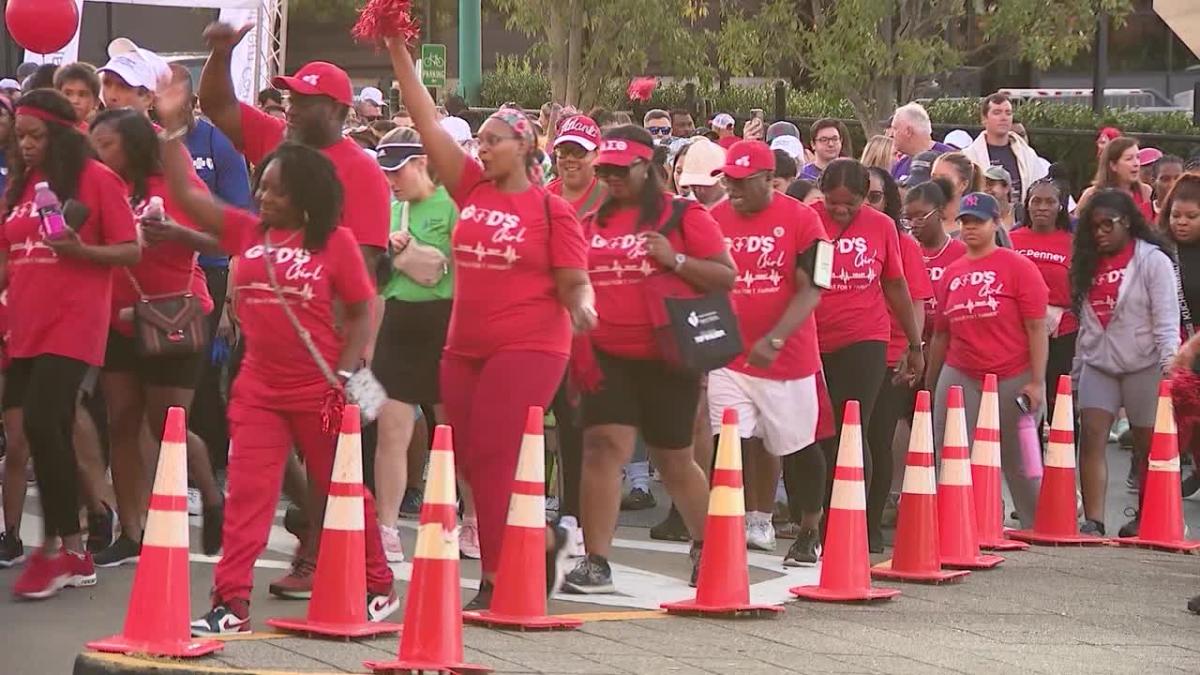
[959,192,1000,222]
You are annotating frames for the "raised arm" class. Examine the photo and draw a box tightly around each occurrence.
[385,39,465,194]
[198,23,254,150]
[162,134,228,237]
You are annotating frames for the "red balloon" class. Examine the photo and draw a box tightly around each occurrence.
[6,0,80,55]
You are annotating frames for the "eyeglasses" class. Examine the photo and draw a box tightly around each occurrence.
[815,135,841,145]
[867,190,885,205]
[554,145,589,160]
[477,133,520,147]
[899,209,937,230]
[1093,215,1126,233]
[596,161,642,179]
[646,126,672,136]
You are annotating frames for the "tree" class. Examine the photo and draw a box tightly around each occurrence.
[716,0,1134,135]
[490,0,712,109]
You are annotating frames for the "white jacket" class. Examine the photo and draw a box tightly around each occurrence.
[963,131,1049,201]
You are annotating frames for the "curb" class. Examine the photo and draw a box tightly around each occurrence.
[73,652,345,675]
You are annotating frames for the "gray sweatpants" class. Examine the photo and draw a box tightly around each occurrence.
[934,366,1043,529]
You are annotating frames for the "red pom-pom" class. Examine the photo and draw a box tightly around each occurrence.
[1172,369,1200,426]
[627,77,657,103]
[352,0,421,47]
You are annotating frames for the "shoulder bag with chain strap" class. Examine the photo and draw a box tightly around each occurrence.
[125,268,206,357]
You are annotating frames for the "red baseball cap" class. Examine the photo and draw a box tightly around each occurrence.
[714,140,775,179]
[272,62,353,107]
[595,138,654,167]
[554,115,601,152]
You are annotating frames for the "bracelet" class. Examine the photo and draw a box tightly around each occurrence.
[157,126,188,143]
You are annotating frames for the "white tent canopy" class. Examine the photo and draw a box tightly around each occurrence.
[1155,0,1200,60]
[87,0,262,7]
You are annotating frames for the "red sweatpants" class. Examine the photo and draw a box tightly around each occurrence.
[214,400,394,604]
[440,350,566,575]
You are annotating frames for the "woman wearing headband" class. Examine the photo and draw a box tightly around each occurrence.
[2,90,140,599]
[387,39,596,610]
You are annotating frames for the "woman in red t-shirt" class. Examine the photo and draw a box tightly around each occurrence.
[1070,190,1179,538]
[547,114,606,218]
[387,40,595,610]
[87,108,226,566]
[562,126,736,594]
[1080,137,1154,222]
[158,85,397,631]
[927,192,1049,528]
[1,91,140,600]
[812,159,923,527]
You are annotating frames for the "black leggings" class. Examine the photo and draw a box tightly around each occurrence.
[783,444,827,521]
[190,265,229,471]
[819,341,888,512]
[1046,332,1077,426]
[551,381,583,519]
[866,376,916,535]
[7,355,89,539]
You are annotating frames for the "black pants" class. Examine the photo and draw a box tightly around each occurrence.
[783,443,827,521]
[866,375,917,537]
[1046,332,1077,426]
[551,381,583,519]
[819,341,888,513]
[6,355,89,538]
[191,265,230,470]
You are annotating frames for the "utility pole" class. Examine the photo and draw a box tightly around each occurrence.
[458,0,481,105]
[1091,9,1109,115]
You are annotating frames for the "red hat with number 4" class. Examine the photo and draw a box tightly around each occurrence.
[714,140,775,179]
[272,62,354,108]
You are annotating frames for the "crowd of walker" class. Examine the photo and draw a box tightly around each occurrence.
[0,15,1199,664]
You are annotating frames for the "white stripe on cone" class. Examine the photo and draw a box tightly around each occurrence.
[709,486,745,517]
[143,511,190,548]
[1155,393,1177,436]
[1045,387,1076,469]
[414,524,459,560]
[424,449,457,507]
[154,441,188,497]
[940,458,972,487]
[901,407,936,496]
[324,495,366,532]
[507,494,547,528]
[514,431,544,483]
[714,423,742,471]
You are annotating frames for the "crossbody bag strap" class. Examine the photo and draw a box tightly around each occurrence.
[1176,257,1196,338]
[122,263,195,302]
[262,236,341,388]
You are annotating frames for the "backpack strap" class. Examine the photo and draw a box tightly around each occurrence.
[655,198,690,238]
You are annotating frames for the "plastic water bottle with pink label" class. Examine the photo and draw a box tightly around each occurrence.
[34,182,68,240]
[1016,393,1044,479]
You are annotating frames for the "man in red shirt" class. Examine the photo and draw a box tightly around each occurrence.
[708,141,833,566]
[197,22,391,599]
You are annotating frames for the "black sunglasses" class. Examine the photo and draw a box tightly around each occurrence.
[596,161,643,179]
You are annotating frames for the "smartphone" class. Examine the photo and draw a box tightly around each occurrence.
[750,108,764,122]
[1015,393,1032,416]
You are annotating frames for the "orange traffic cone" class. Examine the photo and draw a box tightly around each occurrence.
[465,407,582,629]
[972,375,1029,552]
[1116,380,1200,552]
[365,425,490,674]
[87,408,222,658]
[663,408,785,615]
[1010,376,1109,545]
[270,406,402,637]
[792,401,899,602]
[872,391,969,584]
[938,386,1004,570]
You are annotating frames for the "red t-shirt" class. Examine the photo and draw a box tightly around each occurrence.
[1,161,138,366]
[921,237,968,341]
[885,233,934,363]
[713,193,826,380]
[109,175,214,337]
[936,248,1049,380]
[220,207,374,408]
[1089,241,1135,329]
[547,177,606,218]
[237,103,389,249]
[811,202,904,353]
[588,194,727,359]
[1010,228,1076,336]
[447,158,588,359]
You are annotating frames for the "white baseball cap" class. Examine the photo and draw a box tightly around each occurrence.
[359,86,385,106]
[678,138,726,188]
[440,116,472,144]
[100,38,171,93]
[710,113,735,130]
[944,129,973,150]
[0,79,19,91]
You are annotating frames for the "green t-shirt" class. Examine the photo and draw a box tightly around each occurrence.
[382,186,457,302]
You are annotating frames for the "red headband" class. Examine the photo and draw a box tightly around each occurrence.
[16,106,73,127]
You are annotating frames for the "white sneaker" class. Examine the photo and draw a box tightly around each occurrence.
[746,518,776,552]
[187,488,202,516]
[379,524,405,563]
[559,516,585,558]
[459,517,481,560]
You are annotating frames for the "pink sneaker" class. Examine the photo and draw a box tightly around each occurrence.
[12,550,68,600]
[458,517,481,560]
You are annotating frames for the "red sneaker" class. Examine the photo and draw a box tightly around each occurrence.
[61,549,97,589]
[268,556,315,599]
[12,550,68,600]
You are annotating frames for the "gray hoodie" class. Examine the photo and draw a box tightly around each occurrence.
[1073,239,1181,378]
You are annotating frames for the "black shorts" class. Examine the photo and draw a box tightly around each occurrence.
[102,330,203,389]
[2,355,90,411]
[581,350,702,450]
[372,299,452,405]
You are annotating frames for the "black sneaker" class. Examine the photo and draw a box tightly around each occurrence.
[94,535,141,568]
[1188,593,1200,615]
[620,487,656,511]
[546,524,569,598]
[649,506,690,542]
[86,504,116,554]
[202,503,224,556]
[784,527,822,567]
[1183,472,1200,499]
[1079,519,1106,537]
[561,555,615,594]
[688,542,703,588]
[283,504,308,543]
[0,531,25,568]
[191,599,250,636]
[464,580,493,611]
[399,487,423,519]
[1118,508,1140,538]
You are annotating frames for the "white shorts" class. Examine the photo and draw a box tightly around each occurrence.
[707,368,820,457]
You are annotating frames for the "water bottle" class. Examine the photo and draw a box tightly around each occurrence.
[1017,413,1044,480]
[137,196,164,247]
[33,182,67,240]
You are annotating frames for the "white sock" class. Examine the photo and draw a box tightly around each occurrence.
[627,461,651,491]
